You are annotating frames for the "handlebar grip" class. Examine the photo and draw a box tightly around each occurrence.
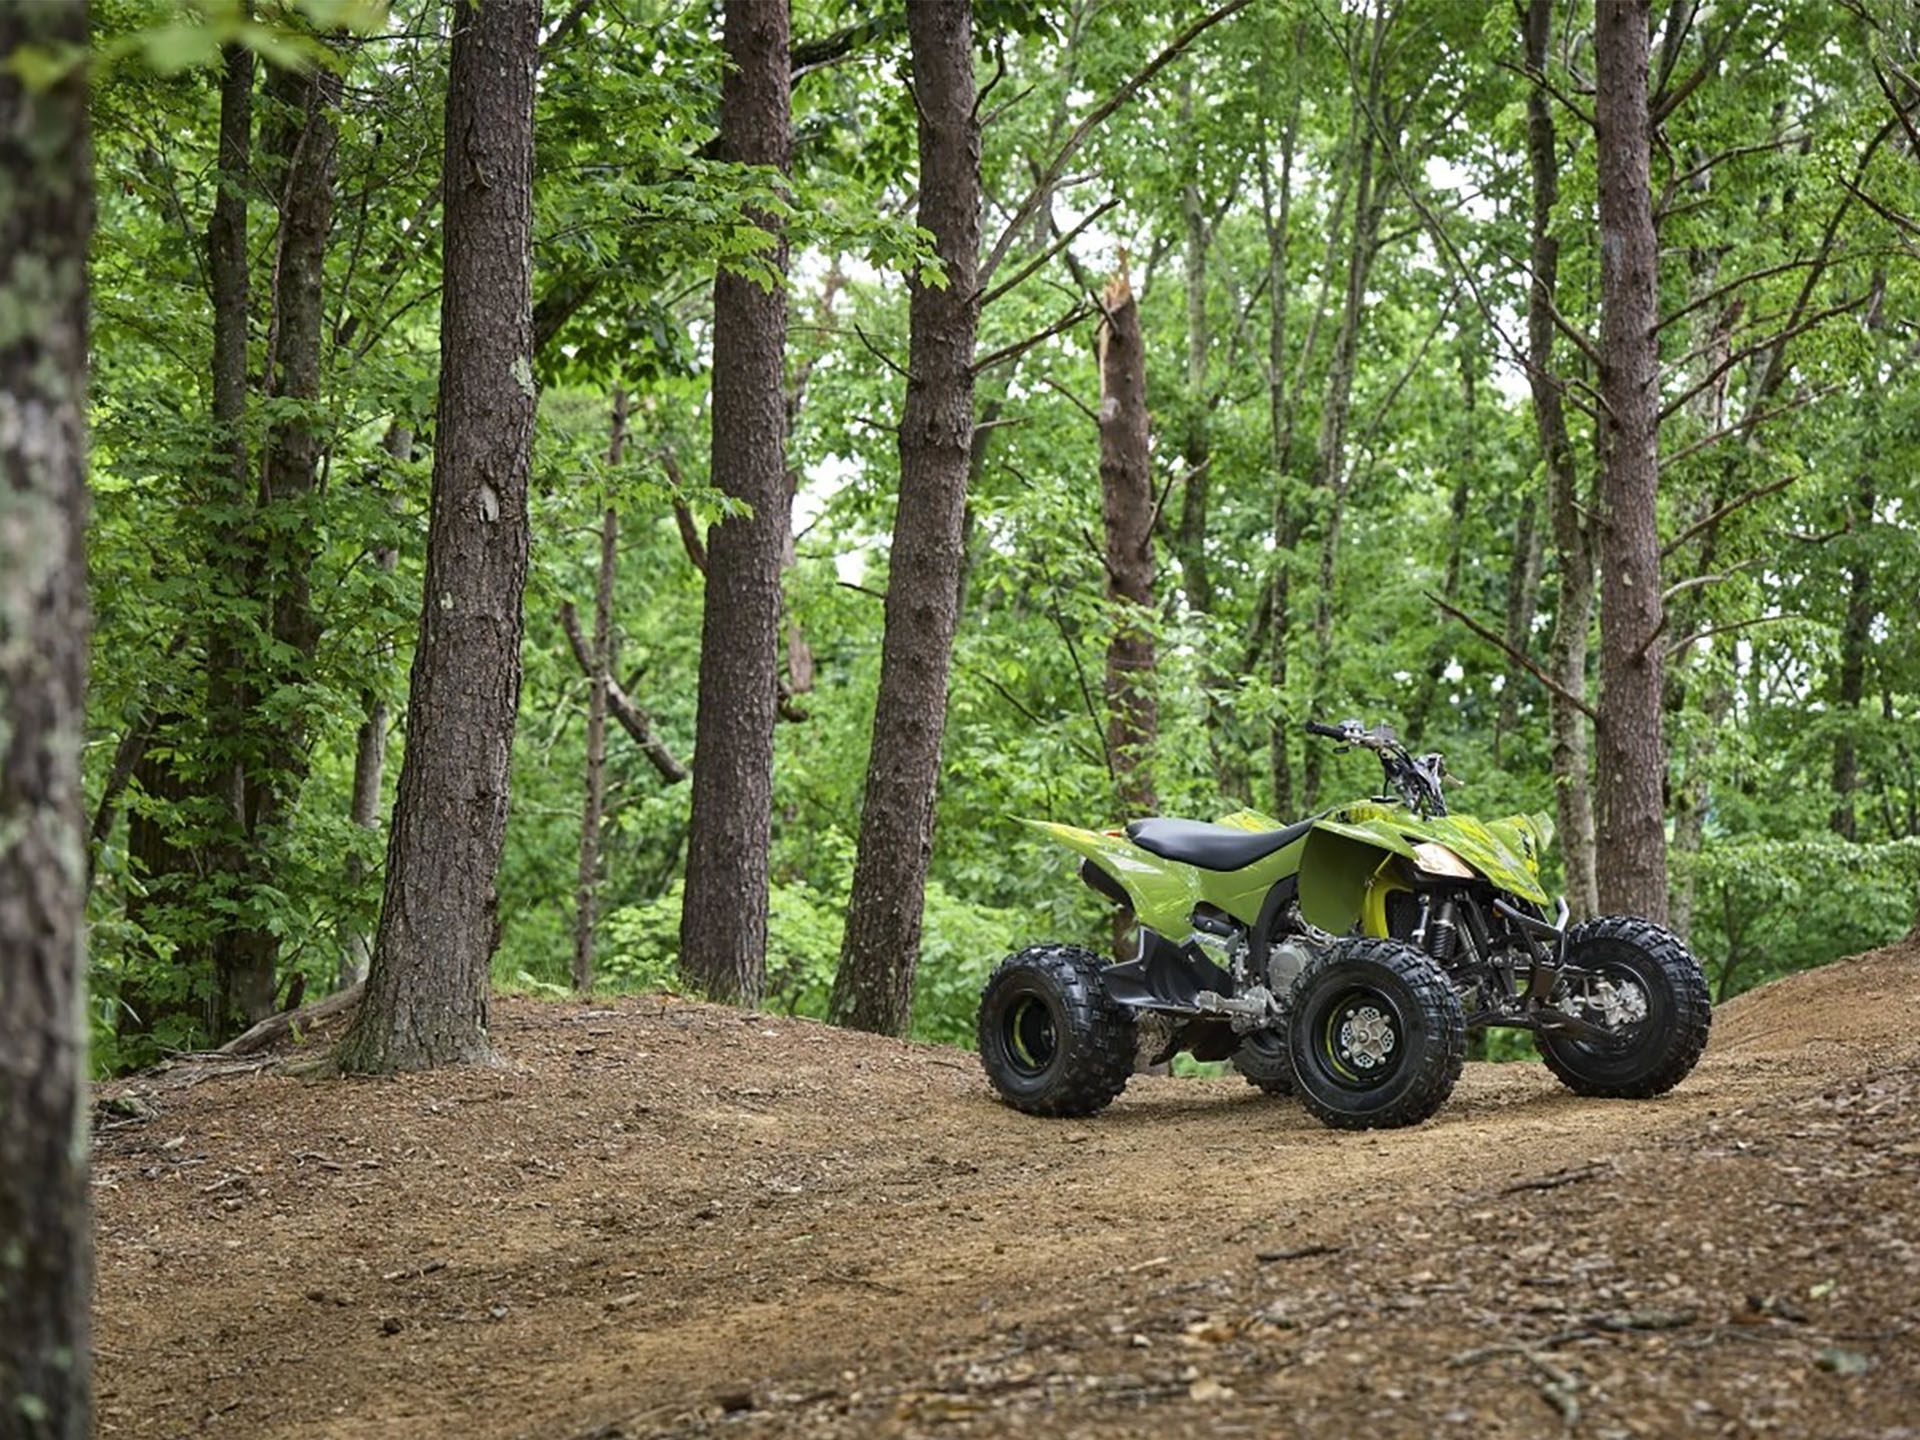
[1304,720,1346,739]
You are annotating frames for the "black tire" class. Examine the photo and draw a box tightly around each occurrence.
[1538,915,1711,1098]
[1287,937,1465,1130]
[977,945,1135,1117]
[1231,1030,1294,1096]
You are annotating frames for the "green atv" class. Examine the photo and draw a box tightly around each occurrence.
[977,718,1711,1130]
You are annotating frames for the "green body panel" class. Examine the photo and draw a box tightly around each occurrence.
[1022,819,1308,934]
[1028,799,1555,942]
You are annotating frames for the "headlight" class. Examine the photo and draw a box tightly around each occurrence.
[1411,842,1475,879]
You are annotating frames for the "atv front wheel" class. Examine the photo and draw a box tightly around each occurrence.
[1287,938,1465,1130]
[978,945,1135,1117]
[1230,1030,1294,1096]
[1538,916,1711,1098]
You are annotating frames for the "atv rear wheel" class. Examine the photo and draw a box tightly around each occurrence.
[1538,916,1711,1098]
[1287,937,1465,1130]
[1230,1030,1294,1096]
[977,945,1135,1117]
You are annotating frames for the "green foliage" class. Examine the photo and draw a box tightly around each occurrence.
[78,0,1920,1078]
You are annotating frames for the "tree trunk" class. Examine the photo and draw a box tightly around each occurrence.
[1492,490,1545,765]
[1830,473,1875,841]
[121,43,256,1047]
[678,0,792,1008]
[1406,336,1477,743]
[1174,78,1213,620]
[829,0,979,1036]
[1098,266,1157,814]
[1300,18,1388,810]
[0,3,93,1431]
[341,422,412,989]
[1258,52,1302,820]
[574,388,625,994]
[1521,0,1598,919]
[1172,87,1245,803]
[1593,0,1669,922]
[208,53,344,1034]
[336,0,539,1073]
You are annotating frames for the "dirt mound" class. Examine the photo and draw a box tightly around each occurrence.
[1714,933,1920,1055]
[92,951,1920,1440]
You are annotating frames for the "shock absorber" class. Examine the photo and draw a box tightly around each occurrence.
[1426,896,1459,962]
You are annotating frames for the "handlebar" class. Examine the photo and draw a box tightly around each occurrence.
[1303,717,1450,817]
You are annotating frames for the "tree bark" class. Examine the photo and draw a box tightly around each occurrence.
[1521,0,1598,919]
[336,0,539,1073]
[1258,49,1302,820]
[1492,490,1545,764]
[1830,472,1876,841]
[0,3,93,1432]
[1593,0,1669,922]
[209,52,344,1034]
[1300,8,1393,810]
[829,0,979,1036]
[679,0,792,1008]
[1406,336,1478,743]
[341,422,412,989]
[574,388,625,994]
[1097,266,1157,814]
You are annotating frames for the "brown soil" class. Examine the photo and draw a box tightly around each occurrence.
[94,937,1920,1440]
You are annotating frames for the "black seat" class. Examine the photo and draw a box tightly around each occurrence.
[1125,817,1315,871]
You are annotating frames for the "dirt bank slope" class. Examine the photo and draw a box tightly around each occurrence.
[93,937,1920,1440]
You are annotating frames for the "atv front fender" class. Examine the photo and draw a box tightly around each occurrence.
[1296,820,1411,935]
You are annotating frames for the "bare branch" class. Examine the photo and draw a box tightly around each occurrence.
[1658,298,1866,423]
[1660,473,1799,559]
[980,0,1257,290]
[1661,387,1835,471]
[1667,613,1796,657]
[1657,257,1816,334]
[971,302,1095,377]
[1430,592,1597,722]
[560,604,690,782]
[980,196,1121,311]
[852,322,911,381]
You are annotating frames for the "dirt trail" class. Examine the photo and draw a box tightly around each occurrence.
[94,939,1920,1440]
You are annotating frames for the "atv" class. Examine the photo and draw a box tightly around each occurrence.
[977,718,1712,1130]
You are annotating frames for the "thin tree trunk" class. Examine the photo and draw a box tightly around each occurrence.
[1593,0,1669,922]
[1830,475,1875,841]
[121,42,255,1046]
[1099,265,1157,814]
[1492,491,1545,765]
[1406,337,1477,743]
[1301,12,1390,810]
[341,422,412,989]
[1521,0,1598,919]
[0,3,93,1431]
[679,0,792,1008]
[574,388,625,994]
[1664,260,1739,940]
[1173,85,1245,802]
[830,0,979,1036]
[1175,77,1213,620]
[212,53,344,1033]
[336,0,539,1073]
[1258,51,1302,820]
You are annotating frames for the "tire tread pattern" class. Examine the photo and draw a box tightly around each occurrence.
[1289,937,1465,1131]
[977,944,1135,1118]
[1540,915,1711,1099]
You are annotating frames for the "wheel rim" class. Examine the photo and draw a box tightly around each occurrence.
[1558,959,1655,1054]
[1313,986,1407,1088]
[1004,993,1058,1076]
